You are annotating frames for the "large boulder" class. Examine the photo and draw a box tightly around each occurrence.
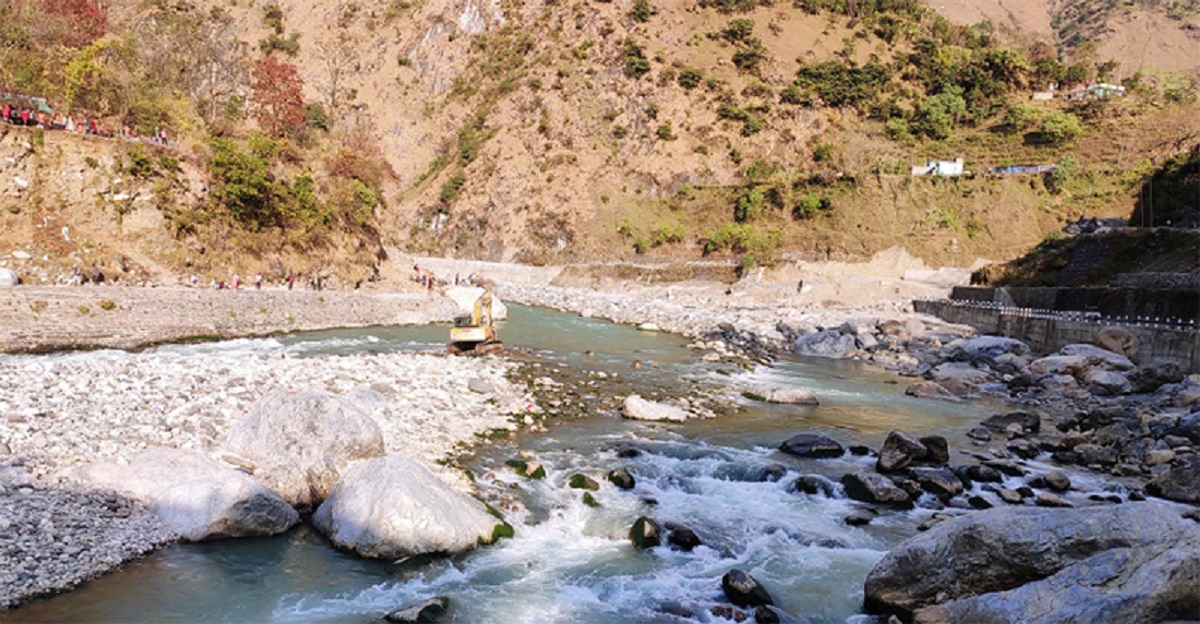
[747,384,819,405]
[312,456,503,559]
[1096,326,1137,361]
[953,336,1031,365]
[67,447,297,541]
[224,389,386,510]
[721,569,775,608]
[929,362,995,386]
[779,433,844,459]
[150,476,300,541]
[1083,369,1132,396]
[1025,355,1089,377]
[1058,343,1136,371]
[444,286,508,321]
[622,394,689,422]
[904,381,962,402]
[864,503,1200,624]
[841,472,912,507]
[876,430,929,472]
[1147,455,1200,503]
[794,330,857,359]
[0,268,17,288]
[385,596,450,623]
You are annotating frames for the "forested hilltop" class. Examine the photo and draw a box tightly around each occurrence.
[1,0,1197,283]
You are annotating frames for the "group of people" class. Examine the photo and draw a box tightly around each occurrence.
[2,97,171,146]
[411,265,484,291]
[68,265,105,286]
[189,270,326,291]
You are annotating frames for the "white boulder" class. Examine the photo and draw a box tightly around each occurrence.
[312,456,503,559]
[1058,343,1135,371]
[622,394,690,422]
[444,286,508,321]
[747,384,819,405]
[67,447,297,541]
[0,268,17,288]
[224,389,386,510]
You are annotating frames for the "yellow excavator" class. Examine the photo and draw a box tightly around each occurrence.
[449,288,503,355]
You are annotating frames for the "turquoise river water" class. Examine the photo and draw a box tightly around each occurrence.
[3,305,1002,623]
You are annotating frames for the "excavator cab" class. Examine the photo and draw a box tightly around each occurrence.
[449,288,503,355]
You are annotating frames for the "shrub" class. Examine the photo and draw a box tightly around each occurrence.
[630,0,655,22]
[1040,112,1082,145]
[1044,155,1079,194]
[793,60,890,109]
[208,137,282,229]
[97,299,116,311]
[792,193,831,219]
[722,19,755,43]
[733,185,765,222]
[780,84,808,105]
[653,224,685,245]
[885,118,910,140]
[656,121,675,140]
[621,39,651,79]
[812,144,833,162]
[440,173,466,203]
[732,41,767,74]
[678,67,703,89]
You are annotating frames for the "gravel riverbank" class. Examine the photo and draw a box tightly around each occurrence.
[0,342,533,607]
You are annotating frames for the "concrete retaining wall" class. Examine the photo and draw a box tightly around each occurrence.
[916,299,1200,373]
[949,286,1199,322]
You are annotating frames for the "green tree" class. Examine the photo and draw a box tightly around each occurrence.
[1040,112,1082,145]
[914,91,967,140]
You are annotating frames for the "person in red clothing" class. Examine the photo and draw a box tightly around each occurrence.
[1,104,10,123]
[20,109,31,125]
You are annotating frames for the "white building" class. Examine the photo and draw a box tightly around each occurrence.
[912,158,964,176]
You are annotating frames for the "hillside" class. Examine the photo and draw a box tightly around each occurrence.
[1,0,1198,284]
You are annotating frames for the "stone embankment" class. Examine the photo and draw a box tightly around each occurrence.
[0,286,456,353]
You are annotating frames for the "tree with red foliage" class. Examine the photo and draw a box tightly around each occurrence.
[34,0,108,48]
[251,55,306,137]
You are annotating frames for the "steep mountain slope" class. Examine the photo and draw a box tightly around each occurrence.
[1,0,1197,282]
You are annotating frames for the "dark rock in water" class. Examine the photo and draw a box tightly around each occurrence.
[910,467,963,500]
[1075,444,1118,466]
[721,568,775,608]
[918,436,949,464]
[863,503,1200,624]
[629,516,662,549]
[848,444,873,456]
[657,601,694,619]
[1016,486,1035,498]
[877,430,929,472]
[967,495,993,509]
[581,492,600,507]
[385,596,450,623]
[983,459,1026,477]
[665,522,702,552]
[845,510,875,526]
[794,474,837,497]
[997,488,1024,504]
[966,465,1002,483]
[981,412,1040,434]
[570,470,609,491]
[966,427,993,442]
[616,447,642,459]
[568,473,600,491]
[710,605,748,622]
[1052,450,1079,465]
[1006,439,1039,460]
[607,468,636,490]
[754,605,783,624]
[841,472,912,507]
[950,465,973,489]
[1129,490,1146,501]
[1044,470,1071,492]
[916,513,953,532]
[891,477,923,500]
[779,433,844,458]
[1147,455,1200,503]
[756,463,788,482]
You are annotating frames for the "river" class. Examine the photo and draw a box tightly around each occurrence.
[3,305,1000,623]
